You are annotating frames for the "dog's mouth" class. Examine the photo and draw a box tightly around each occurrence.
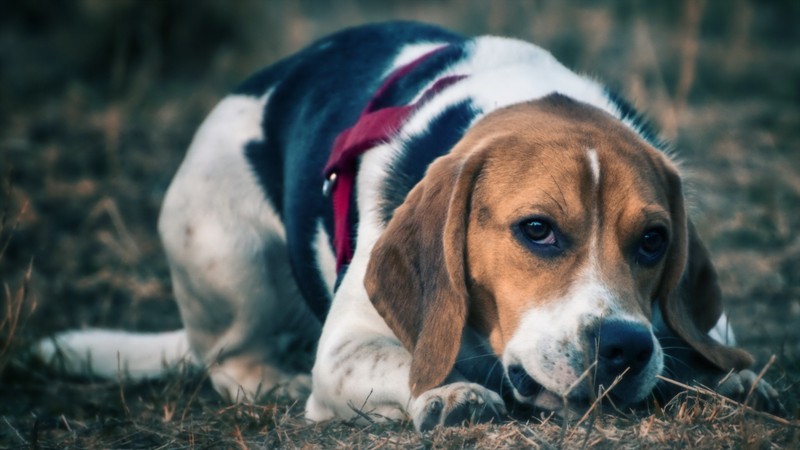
[506,364,590,415]
[507,364,542,397]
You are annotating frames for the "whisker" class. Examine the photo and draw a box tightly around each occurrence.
[456,352,498,362]
[485,359,505,398]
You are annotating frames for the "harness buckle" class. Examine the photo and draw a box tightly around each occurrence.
[322,172,338,197]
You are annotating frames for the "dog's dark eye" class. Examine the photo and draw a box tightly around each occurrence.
[521,219,556,245]
[637,228,668,266]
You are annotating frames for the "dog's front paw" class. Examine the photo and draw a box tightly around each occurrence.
[715,369,785,415]
[411,382,506,432]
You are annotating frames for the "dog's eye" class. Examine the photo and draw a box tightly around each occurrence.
[520,219,557,245]
[515,217,567,257]
[637,228,668,265]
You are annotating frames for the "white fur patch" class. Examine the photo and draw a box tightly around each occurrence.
[35,329,192,379]
[708,312,737,346]
[503,259,661,401]
[390,42,452,74]
[314,220,337,294]
[587,148,600,186]
[160,91,283,241]
[398,36,613,144]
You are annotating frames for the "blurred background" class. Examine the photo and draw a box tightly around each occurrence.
[1,0,798,393]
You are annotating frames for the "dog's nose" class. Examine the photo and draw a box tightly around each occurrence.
[593,321,654,376]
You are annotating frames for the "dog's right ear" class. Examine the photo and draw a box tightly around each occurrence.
[365,148,485,398]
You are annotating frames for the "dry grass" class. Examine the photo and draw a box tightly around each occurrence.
[1,365,797,449]
[1,0,799,448]
[0,180,37,377]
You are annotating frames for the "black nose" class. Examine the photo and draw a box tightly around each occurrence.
[507,364,541,397]
[593,321,654,376]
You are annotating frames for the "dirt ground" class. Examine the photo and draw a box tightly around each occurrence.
[1,1,799,448]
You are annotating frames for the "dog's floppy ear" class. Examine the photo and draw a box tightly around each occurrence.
[365,148,483,397]
[657,166,754,371]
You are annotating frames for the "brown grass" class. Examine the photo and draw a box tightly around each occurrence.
[1,0,799,448]
[0,183,36,376]
[2,366,797,448]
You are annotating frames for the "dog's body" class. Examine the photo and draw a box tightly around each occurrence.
[39,22,781,430]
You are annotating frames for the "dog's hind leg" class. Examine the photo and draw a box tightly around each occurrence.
[158,92,320,402]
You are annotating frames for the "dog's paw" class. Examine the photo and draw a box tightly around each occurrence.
[410,382,506,432]
[715,369,785,415]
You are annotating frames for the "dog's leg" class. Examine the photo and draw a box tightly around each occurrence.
[304,251,505,428]
[305,256,414,422]
[160,93,320,402]
[306,278,505,429]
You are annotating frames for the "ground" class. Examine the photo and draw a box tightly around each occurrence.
[1,1,798,448]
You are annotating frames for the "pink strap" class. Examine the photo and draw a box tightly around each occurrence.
[324,45,465,270]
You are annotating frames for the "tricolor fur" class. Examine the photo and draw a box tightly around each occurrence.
[37,22,781,431]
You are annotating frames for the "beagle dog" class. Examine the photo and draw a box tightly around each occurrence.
[38,22,782,431]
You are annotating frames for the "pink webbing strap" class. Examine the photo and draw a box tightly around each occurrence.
[323,45,465,270]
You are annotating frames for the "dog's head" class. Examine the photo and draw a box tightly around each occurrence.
[365,94,753,409]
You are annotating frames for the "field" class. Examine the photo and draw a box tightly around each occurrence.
[1,1,799,448]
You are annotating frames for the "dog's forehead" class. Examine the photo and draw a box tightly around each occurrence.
[467,97,673,214]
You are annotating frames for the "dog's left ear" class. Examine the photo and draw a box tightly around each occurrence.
[657,165,754,371]
[365,147,484,397]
